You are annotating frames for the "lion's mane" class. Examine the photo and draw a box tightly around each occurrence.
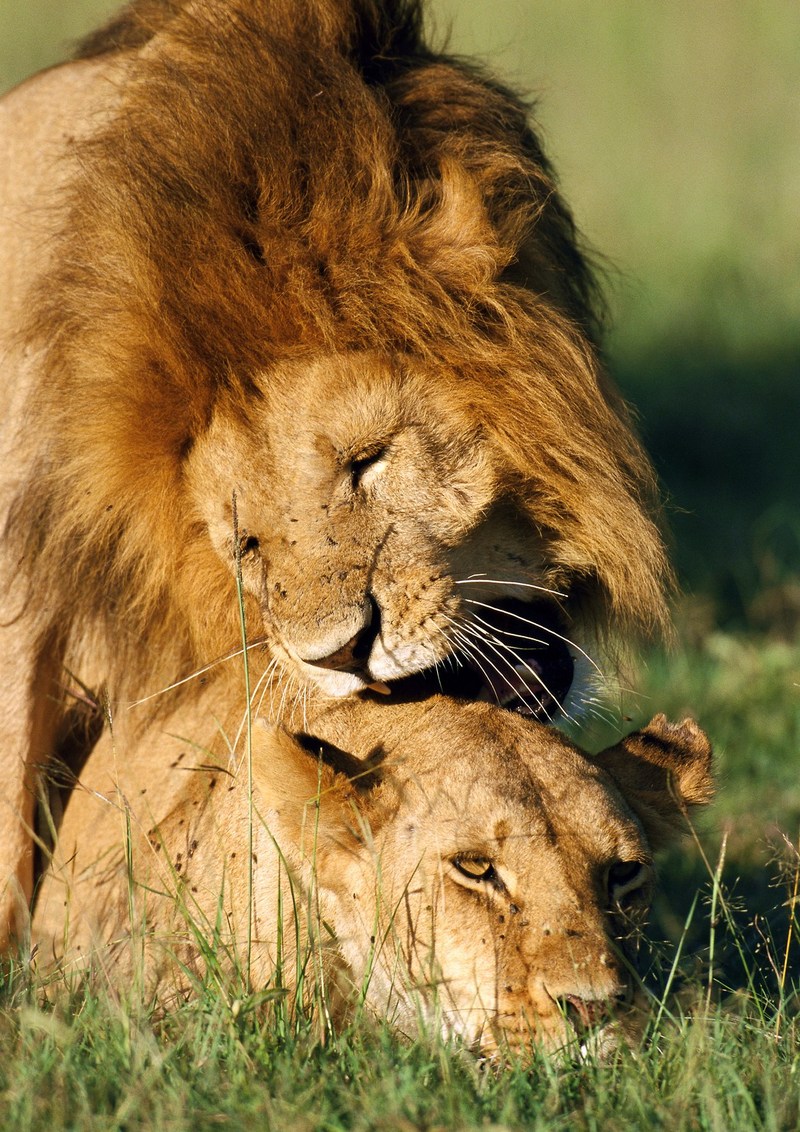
[10,0,670,698]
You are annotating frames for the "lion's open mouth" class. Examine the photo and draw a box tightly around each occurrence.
[380,599,575,722]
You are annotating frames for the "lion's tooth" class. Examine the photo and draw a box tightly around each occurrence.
[367,681,391,695]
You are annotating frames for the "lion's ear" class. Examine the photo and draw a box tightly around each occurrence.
[407,158,505,290]
[249,721,373,857]
[595,714,714,851]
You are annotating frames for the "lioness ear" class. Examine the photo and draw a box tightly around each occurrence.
[249,721,369,857]
[595,714,714,851]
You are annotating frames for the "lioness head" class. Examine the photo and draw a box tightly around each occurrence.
[35,701,712,1060]
[266,701,713,1057]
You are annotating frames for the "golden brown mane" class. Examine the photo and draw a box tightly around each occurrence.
[8,0,670,702]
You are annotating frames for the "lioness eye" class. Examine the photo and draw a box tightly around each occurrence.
[453,856,496,883]
[349,445,388,489]
[607,860,649,907]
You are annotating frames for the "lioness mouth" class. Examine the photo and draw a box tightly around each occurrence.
[379,599,575,722]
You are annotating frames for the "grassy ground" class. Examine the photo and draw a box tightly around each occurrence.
[2,2,799,1129]
[1,636,797,1132]
[1,989,797,1130]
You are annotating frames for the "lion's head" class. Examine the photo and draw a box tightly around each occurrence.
[10,0,671,724]
[33,699,713,1059]
[188,352,615,714]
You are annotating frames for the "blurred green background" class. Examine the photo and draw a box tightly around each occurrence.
[2,0,798,626]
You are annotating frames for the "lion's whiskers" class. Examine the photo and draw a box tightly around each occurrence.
[419,629,453,695]
[228,659,278,771]
[466,610,604,721]
[455,576,568,600]
[229,665,297,778]
[289,681,310,732]
[128,636,271,708]
[449,613,564,721]
[461,616,567,721]
[570,694,615,730]
[251,657,280,720]
[467,614,549,649]
[442,613,548,719]
[275,669,297,729]
[439,616,507,711]
[462,597,605,680]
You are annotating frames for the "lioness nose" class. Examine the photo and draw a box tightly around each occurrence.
[557,987,631,1037]
[557,994,612,1035]
[306,596,381,675]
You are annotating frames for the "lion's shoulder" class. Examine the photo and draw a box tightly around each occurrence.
[0,54,129,375]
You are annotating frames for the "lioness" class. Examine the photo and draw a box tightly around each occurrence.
[33,700,713,1058]
[0,0,671,943]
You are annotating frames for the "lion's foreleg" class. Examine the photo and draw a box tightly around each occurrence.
[0,637,64,953]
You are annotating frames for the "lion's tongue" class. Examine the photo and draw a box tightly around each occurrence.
[475,660,557,718]
[363,599,574,722]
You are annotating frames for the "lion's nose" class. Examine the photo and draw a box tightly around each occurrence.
[304,596,381,675]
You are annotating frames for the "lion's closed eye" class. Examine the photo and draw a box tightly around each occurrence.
[349,445,389,490]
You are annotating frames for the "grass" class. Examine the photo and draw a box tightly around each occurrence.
[2,632,798,1131]
[1,952,798,1130]
[633,629,800,1025]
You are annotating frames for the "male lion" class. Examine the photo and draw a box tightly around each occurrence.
[33,698,713,1059]
[0,0,672,944]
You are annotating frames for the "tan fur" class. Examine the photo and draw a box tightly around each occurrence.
[33,699,712,1058]
[1,0,672,943]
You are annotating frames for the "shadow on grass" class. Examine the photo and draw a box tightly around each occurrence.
[647,841,800,1014]
[613,342,800,632]
[602,339,800,1004]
